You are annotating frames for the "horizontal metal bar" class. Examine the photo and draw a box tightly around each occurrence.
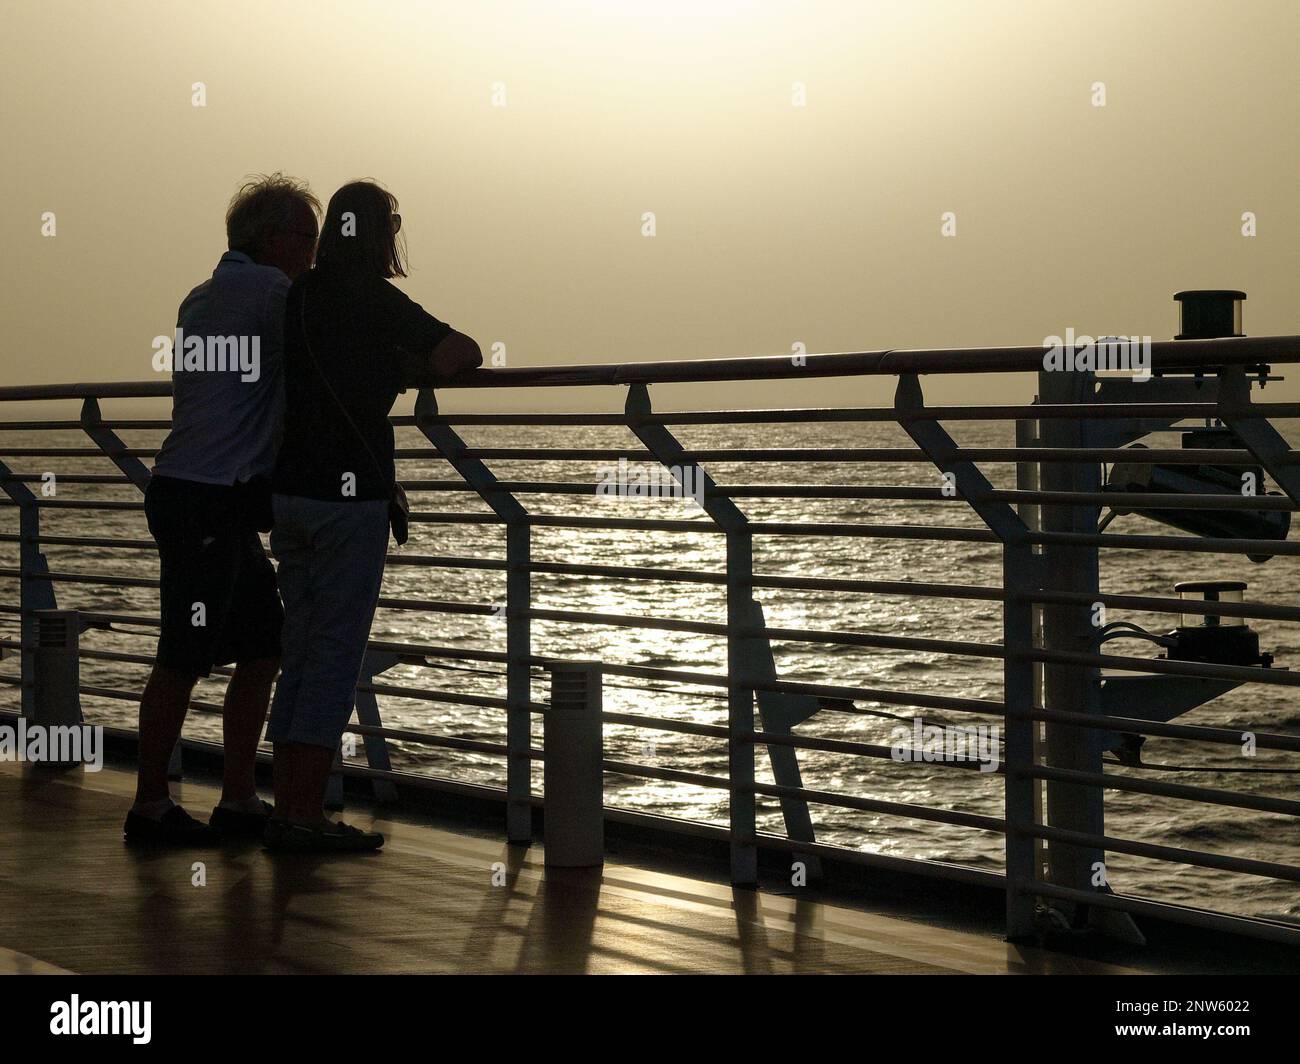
[346,722,511,758]
[760,624,1005,659]
[76,683,224,716]
[747,676,1006,716]
[748,521,995,541]
[1023,762,1300,818]
[1023,643,1300,686]
[1020,587,1300,624]
[526,607,724,636]
[1027,705,1300,752]
[746,728,999,769]
[983,489,1295,511]
[1026,881,1300,947]
[354,680,515,711]
[0,473,132,485]
[0,534,157,550]
[405,401,1300,426]
[0,336,1292,400]
[6,569,158,589]
[364,639,507,665]
[376,598,498,617]
[0,419,169,430]
[383,553,507,571]
[600,759,731,789]
[748,677,1300,751]
[747,780,1005,833]
[407,511,501,525]
[1029,528,1300,556]
[602,711,728,739]
[427,335,1300,386]
[76,610,159,628]
[0,499,144,511]
[740,729,1300,824]
[13,548,1300,623]
[1025,822,1300,882]
[953,447,1289,466]
[0,448,155,458]
[0,382,174,401]
[758,624,1300,691]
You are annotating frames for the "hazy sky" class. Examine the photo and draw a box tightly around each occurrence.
[3,0,1298,416]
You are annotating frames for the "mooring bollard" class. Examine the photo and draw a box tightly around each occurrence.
[544,661,604,867]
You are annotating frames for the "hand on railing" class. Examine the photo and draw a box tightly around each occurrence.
[431,331,483,380]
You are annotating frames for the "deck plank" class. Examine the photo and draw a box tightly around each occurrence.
[0,761,1136,975]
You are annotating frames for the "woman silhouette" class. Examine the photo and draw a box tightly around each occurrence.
[266,180,481,851]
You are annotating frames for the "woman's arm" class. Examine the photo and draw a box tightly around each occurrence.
[431,331,483,379]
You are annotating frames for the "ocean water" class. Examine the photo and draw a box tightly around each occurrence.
[2,420,1298,922]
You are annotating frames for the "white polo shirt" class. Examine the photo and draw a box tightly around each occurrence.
[152,251,290,486]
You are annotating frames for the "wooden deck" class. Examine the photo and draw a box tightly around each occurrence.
[0,760,1138,975]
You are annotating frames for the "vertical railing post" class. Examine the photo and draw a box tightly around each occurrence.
[1015,415,1048,886]
[0,460,57,718]
[896,374,1041,939]
[726,528,759,885]
[349,651,400,803]
[1001,544,1039,940]
[1036,368,1105,908]
[505,521,532,844]
[624,384,757,885]
[415,389,533,845]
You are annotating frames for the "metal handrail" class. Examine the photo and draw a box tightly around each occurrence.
[3,338,1300,950]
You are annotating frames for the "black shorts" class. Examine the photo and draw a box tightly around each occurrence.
[145,474,283,678]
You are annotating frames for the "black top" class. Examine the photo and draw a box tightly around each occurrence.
[273,263,452,502]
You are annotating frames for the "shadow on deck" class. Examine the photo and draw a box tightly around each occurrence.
[0,760,1147,975]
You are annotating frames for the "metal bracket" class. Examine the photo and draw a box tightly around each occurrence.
[81,397,152,491]
[624,383,746,533]
[895,374,1033,547]
[740,598,823,881]
[625,383,757,882]
[895,372,1041,938]
[1098,674,1239,759]
[626,383,823,884]
[327,649,403,807]
[1217,365,1300,507]
[1093,376,1220,449]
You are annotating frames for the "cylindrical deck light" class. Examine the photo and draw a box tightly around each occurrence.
[1168,580,1270,666]
[1174,290,1245,340]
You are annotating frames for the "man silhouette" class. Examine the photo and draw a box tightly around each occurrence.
[124,174,320,844]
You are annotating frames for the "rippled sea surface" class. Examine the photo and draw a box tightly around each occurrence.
[2,421,1298,922]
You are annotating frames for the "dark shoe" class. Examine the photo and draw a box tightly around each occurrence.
[123,804,220,846]
[209,800,274,839]
[262,817,293,849]
[264,818,384,853]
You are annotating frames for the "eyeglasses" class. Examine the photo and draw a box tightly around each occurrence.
[391,213,402,233]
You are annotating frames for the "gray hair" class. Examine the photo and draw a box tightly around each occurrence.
[225,173,320,256]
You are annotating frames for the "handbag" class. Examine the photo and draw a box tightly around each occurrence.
[298,290,410,545]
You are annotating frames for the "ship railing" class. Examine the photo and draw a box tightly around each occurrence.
[2,334,1300,947]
